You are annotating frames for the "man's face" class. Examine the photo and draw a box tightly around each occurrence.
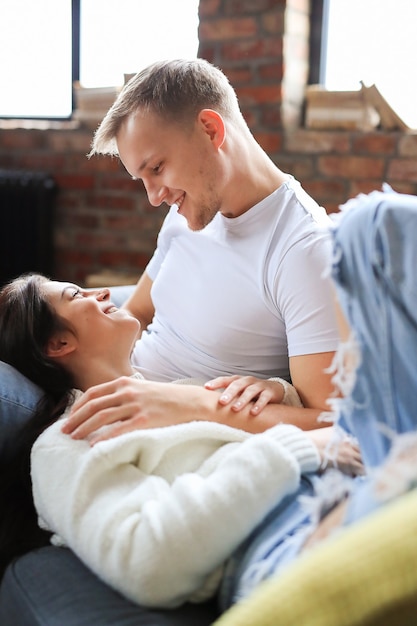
[116,110,223,231]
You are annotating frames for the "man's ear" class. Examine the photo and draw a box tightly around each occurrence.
[45,332,77,359]
[198,109,226,149]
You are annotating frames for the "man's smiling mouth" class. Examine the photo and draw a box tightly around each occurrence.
[173,193,185,209]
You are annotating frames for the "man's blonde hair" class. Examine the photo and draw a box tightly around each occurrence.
[89,58,242,157]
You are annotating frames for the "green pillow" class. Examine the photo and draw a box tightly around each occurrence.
[215,488,417,626]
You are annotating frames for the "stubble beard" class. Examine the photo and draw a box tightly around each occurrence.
[186,200,220,231]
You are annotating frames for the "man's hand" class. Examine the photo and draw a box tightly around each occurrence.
[205,375,285,415]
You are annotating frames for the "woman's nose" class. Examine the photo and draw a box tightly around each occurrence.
[95,288,110,301]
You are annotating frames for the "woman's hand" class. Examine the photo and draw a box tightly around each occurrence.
[307,428,365,477]
[62,377,219,445]
[205,375,285,415]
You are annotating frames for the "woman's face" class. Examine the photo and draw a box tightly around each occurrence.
[41,280,140,352]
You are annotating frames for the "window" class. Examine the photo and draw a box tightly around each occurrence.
[0,0,73,118]
[0,0,199,120]
[313,0,417,128]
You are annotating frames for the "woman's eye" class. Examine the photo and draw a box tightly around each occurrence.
[72,289,81,298]
[152,163,162,174]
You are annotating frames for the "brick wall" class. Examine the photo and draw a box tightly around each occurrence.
[1,0,416,284]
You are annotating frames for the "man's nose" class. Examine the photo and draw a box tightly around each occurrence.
[145,182,169,207]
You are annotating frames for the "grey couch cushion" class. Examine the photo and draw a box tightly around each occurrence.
[0,547,219,626]
[0,360,43,462]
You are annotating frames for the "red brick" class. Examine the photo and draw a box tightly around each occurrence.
[225,0,281,13]
[285,130,350,154]
[92,194,137,211]
[15,153,66,171]
[261,106,283,128]
[235,85,281,106]
[64,152,120,175]
[259,63,284,82]
[254,132,282,153]
[352,133,397,155]
[277,155,314,179]
[100,175,142,193]
[398,133,417,156]
[387,181,417,195]
[198,0,222,17]
[199,17,258,41]
[261,12,285,35]
[98,250,149,268]
[54,174,95,190]
[47,130,92,153]
[240,107,256,128]
[223,66,254,86]
[0,129,45,150]
[388,158,417,182]
[55,248,95,267]
[101,214,148,232]
[197,44,216,62]
[303,180,347,203]
[60,213,100,229]
[348,180,385,197]
[318,155,385,179]
[222,38,282,61]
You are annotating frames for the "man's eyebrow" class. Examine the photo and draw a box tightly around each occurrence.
[137,158,149,174]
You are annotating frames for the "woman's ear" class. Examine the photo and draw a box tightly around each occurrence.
[45,332,77,360]
[198,109,226,149]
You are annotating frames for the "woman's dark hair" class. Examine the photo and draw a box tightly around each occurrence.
[0,274,76,578]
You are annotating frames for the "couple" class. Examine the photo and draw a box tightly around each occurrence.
[1,58,415,618]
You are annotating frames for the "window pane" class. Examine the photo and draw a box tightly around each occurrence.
[323,0,417,128]
[0,0,72,118]
[80,0,199,87]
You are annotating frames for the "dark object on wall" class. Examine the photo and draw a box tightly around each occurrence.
[0,170,57,287]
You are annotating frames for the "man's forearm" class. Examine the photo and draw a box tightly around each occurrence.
[192,385,327,433]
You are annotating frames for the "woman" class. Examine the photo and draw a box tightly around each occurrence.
[0,273,342,605]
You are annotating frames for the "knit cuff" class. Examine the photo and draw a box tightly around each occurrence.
[267,424,321,474]
[268,377,303,407]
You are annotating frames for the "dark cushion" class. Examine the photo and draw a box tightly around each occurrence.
[0,546,219,626]
[0,360,43,462]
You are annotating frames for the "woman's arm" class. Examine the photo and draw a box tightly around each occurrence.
[31,421,319,608]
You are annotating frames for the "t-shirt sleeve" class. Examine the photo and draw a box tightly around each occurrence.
[275,231,339,357]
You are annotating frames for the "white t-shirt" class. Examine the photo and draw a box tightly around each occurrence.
[131,177,338,382]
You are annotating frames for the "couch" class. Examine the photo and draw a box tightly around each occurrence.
[1,285,416,626]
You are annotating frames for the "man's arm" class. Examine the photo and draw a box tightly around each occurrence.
[122,271,155,335]
[289,351,335,411]
[205,352,335,416]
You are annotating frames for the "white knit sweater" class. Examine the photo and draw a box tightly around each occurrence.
[31,387,319,609]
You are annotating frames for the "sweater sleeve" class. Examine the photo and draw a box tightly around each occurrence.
[31,423,318,609]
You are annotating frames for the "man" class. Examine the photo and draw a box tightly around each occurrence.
[64,58,339,442]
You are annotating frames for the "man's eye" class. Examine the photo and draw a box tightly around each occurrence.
[152,163,162,174]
